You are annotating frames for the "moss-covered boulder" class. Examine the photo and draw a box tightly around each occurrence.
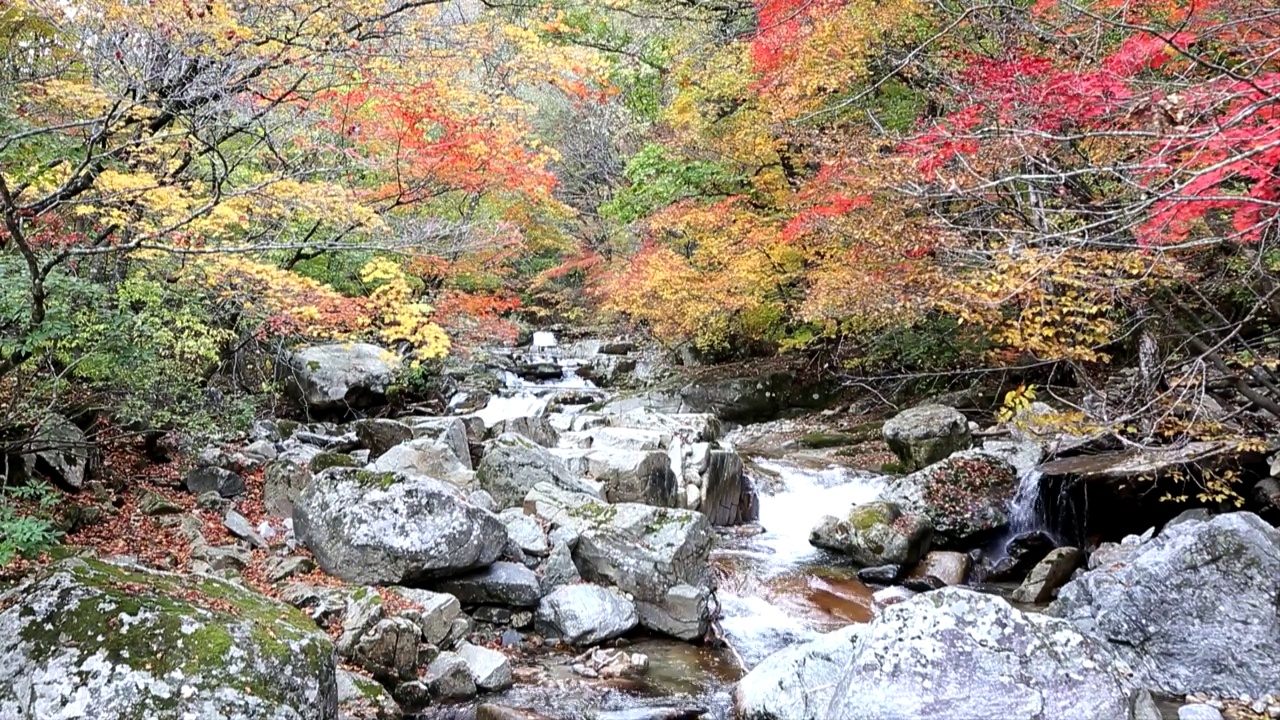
[0,555,337,719]
[885,451,1018,548]
[809,501,933,567]
[882,404,971,472]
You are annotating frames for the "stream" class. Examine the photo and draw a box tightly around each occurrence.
[423,338,906,719]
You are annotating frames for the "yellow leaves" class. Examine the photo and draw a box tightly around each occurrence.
[996,384,1037,423]
[358,258,451,363]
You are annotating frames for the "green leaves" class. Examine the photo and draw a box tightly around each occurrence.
[0,480,63,568]
[600,144,746,224]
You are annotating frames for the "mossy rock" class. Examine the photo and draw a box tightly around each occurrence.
[799,432,859,449]
[0,555,338,718]
[311,451,359,473]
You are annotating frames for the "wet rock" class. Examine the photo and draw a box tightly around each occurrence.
[883,451,1018,548]
[678,371,833,423]
[516,362,562,381]
[535,584,639,645]
[490,416,560,448]
[336,668,402,720]
[596,706,710,720]
[809,501,933,567]
[881,404,971,472]
[986,530,1056,581]
[223,509,268,549]
[27,413,90,490]
[499,509,549,556]
[391,680,430,713]
[1048,512,1280,698]
[0,556,337,718]
[388,588,461,647]
[872,586,916,609]
[1010,546,1083,603]
[826,588,1145,720]
[538,542,581,594]
[353,418,414,460]
[294,467,507,584]
[734,625,864,720]
[601,341,636,355]
[479,433,600,509]
[184,465,245,498]
[436,562,541,607]
[635,583,711,641]
[477,705,554,720]
[856,565,902,585]
[907,551,971,587]
[425,652,476,699]
[570,647,648,679]
[402,416,472,470]
[282,342,399,413]
[455,641,513,691]
[263,459,312,517]
[701,449,758,526]
[900,575,946,592]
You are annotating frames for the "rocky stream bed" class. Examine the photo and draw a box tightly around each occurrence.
[3,334,1280,720]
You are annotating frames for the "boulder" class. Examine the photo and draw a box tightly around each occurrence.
[809,501,932,567]
[538,542,581,594]
[263,459,312,517]
[1047,512,1280,698]
[826,588,1146,720]
[490,416,560,448]
[583,448,679,508]
[985,530,1055,581]
[294,467,507,584]
[535,585,639,645]
[612,411,724,443]
[454,641,513,691]
[1010,546,1083,603]
[699,449,758,526]
[883,451,1018,548]
[0,557,337,719]
[403,417,472,470]
[368,437,473,487]
[677,371,833,423]
[336,669,402,720]
[387,587,462,647]
[478,433,600,509]
[498,509,549,556]
[184,465,245,498]
[424,652,476,699]
[27,413,90,490]
[881,404,971,471]
[436,562,541,607]
[283,343,399,413]
[733,625,863,720]
[906,551,971,587]
[567,503,714,640]
[353,419,414,460]
[346,616,421,683]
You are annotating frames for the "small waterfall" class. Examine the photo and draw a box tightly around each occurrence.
[1007,469,1046,535]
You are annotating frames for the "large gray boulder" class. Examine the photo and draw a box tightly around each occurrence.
[577,448,679,508]
[0,556,337,719]
[435,562,541,607]
[883,451,1018,548]
[1048,512,1280,698]
[283,343,399,413]
[489,416,559,448]
[809,501,932,567]
[733,625,864,720]
[699,449,757,526]
[826,588,1147,720]
[26,413,90,490]
[882,404,971,471]
[535,585,639,645]
[478,433,600,509]
[562,500,715,640]
[294,467,507,584]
